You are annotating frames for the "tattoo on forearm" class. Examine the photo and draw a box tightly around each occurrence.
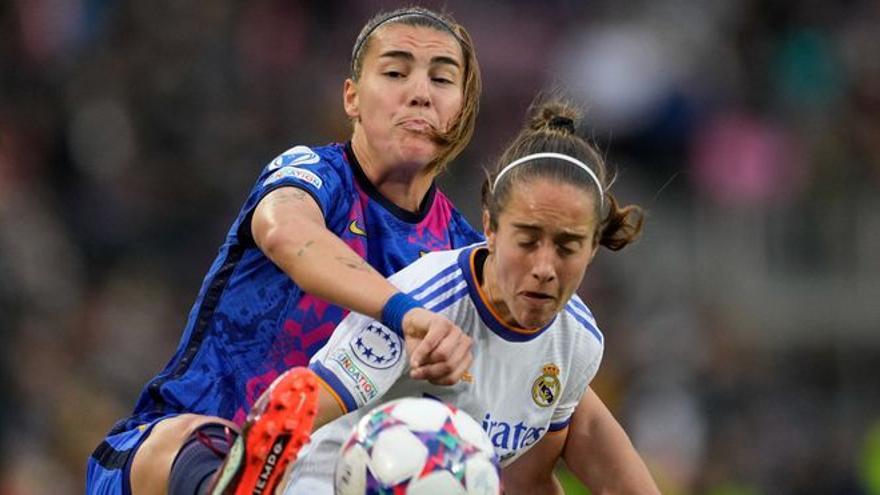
[335,256,374,273]
[296,240,315,257]
[271,188,309,205]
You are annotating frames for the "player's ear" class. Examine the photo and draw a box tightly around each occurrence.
[482,209,496,253]
[343,79,360,120]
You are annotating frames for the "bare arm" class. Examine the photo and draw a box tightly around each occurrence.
[252,187,471,382]
[501,429,567,495]
[314,381,346,430]
[253,187,395,319]
[563,388,660,495]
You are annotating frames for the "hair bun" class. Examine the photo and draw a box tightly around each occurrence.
[548,115,575,133]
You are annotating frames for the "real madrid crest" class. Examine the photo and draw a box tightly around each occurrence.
[531,363,561,407]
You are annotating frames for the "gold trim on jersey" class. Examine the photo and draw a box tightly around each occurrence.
[469,248,544,335]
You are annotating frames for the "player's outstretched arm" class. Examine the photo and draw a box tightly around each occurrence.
[253,187,472,385]
[563,388,661,495]
[500,429,566,495]
[253,187,397,319]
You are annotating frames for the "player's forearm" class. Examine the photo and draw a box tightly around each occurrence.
[253,187,401,320]
[563,390,660,495]
[260,219,397,320]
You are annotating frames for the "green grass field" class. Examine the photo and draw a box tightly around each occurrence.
[557,465,591,494]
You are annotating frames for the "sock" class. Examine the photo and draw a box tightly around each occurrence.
[167,422,238,495]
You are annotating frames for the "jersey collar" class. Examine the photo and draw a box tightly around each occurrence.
[457,245,557,342]
[343,141,438,224]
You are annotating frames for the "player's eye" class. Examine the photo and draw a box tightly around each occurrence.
[431,65,460,85]
[517,239,538,249]
[557,245,575,257]
[384,71,405,78]
[557,240,583,256]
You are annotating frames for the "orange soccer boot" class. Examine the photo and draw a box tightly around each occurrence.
[209,367,318,495]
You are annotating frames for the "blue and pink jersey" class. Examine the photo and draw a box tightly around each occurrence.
[124,142,482,428]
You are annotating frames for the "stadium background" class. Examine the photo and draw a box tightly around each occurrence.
[2,0,879,493]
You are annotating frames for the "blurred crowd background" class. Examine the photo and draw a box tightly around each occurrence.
[2,0,879,493]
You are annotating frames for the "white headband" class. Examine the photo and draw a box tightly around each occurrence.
[492,152,604,205]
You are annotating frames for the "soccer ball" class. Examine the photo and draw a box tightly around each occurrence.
[335,397,501,495]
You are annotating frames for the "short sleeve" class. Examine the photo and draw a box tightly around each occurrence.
[548,345,603,432]
[308,313,407,414]
[237,145,346,244]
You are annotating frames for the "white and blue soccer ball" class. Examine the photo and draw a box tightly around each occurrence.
[335,397,501,495]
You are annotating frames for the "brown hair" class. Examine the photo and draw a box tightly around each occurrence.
[350,7,481,174]
[481,99,644,251]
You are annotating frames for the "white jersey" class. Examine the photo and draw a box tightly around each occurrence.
[283,244,604,494]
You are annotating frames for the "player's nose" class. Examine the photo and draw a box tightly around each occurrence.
[408,73,432,108]
[530,245,556,283]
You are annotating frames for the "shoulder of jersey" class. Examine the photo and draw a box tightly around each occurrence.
[562,295,604,345]
[266,144,334,171]
[405,242,482,283]
[262,144,351,191]
[421,244,477,269]
[391,246,466,291]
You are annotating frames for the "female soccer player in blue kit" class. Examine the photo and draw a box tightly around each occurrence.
[88,6,658,495]
[87,8,482,495]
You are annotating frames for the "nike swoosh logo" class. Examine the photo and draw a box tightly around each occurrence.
[349,220,367,236]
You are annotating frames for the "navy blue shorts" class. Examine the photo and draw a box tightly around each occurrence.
[85,415,176,495]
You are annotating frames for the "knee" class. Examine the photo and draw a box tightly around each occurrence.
[175,414,238,440]
[130,415,236,495]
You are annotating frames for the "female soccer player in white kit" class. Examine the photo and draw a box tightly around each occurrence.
[277,99,649,494]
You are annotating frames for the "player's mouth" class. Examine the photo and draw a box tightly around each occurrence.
[398,118,435,133]
[519,291,555,304]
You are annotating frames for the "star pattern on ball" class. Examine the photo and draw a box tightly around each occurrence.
[414,418,475,481]
[362,412,474,484]
[340,399,501,494]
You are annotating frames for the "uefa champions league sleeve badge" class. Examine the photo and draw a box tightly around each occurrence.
[350,323,402,370]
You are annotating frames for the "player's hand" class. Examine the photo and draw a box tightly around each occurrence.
[402,308,473,386]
